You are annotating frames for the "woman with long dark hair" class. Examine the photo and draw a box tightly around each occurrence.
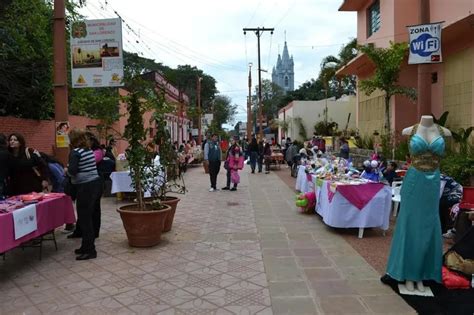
[7,133,49,195]
[67,129,102,260]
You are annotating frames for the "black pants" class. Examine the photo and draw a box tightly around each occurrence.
[73,178,103,237]
[226,169,237,188]
[76,179,103,252]
[208,160,221,189]
[257,155,263,172]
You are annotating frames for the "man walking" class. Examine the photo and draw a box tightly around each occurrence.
[204,134,221,192]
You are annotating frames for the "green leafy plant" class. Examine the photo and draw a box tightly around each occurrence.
[431,111,449,127]
[452,127,474,156]
[293,117,307,141]
[441,151,474,186]
[354,135,374,150]
[314,121,338,136]
[121,75,161,210]
[149,92,186,200]
[358,42,417,137]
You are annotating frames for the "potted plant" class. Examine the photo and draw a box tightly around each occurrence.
[116,75,171,247]
[147,102,186,233]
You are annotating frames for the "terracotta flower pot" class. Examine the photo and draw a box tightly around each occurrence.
[161,196,180,232]
[117,203,171,247]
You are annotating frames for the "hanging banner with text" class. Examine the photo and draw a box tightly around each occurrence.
[71,18,124,88]
[408,22,443,64]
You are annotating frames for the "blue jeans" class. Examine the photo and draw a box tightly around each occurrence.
[249,152,258,172]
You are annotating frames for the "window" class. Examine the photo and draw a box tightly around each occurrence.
[367,0,380,37]
[284,76,289,87]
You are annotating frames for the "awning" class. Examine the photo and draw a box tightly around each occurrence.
[442,14,474,47]
[338,0,370,11]
[336,53,375,77]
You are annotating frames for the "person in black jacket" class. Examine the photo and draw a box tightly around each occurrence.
[248,137,259,174]
[0,133,10,199]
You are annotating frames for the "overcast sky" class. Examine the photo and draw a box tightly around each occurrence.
[80,0,356,128]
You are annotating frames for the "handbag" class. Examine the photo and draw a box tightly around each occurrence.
[224,160,229,170]
[24,148,41,178]
[231,170,240,184]
[63,176,77,200]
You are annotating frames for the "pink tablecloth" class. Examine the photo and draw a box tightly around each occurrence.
[0,195,76,253]
[336,183,384,210]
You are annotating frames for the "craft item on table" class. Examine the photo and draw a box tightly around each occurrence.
[360,160,382,182]
[43,192,66,199]
[0,200,25,213]
[295,191,316,213]
[19,192,44,202]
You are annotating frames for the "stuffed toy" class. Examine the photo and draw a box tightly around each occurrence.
[295,191,316,213]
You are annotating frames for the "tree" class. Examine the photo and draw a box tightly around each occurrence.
[318,38,358,98]
[0,0,54,119]
[251,79,286,122]
[358,41,417,136]
[289,78,327,101]
[210,95,238,130]
[164,65,218,113]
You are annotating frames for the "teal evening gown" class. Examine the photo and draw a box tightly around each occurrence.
[386,125,445,283]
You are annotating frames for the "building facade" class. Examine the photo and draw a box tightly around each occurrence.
[277,96,357,142]
[337,0,474,136]
[272,41,295,93]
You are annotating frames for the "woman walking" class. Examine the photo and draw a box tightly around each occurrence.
[67,129,103,260]
[223,137,243,191]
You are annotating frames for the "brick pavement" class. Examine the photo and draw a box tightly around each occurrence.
[0,165,414,314]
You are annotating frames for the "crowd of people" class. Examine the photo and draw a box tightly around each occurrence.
[0,131,118,260]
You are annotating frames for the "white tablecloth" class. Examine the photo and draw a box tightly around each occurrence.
[110,171,164,197]
[296,165,314,193]
[315,180,392,231]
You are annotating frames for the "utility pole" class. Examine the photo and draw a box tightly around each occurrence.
[197,76,202,145]
[53,0,69,164]
[243,27,274,140]
[247,63,252,140]
[417,0,431,117]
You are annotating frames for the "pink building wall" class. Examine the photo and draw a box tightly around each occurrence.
[430,0,474,26]
[341,0,474,132]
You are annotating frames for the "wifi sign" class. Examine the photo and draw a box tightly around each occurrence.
[410,33,440,57]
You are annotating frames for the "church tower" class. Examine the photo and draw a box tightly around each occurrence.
[272,41,294,93]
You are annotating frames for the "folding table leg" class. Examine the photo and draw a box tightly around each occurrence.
[358,228,364,238]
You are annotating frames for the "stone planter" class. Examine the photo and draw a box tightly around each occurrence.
[117,203,171,247]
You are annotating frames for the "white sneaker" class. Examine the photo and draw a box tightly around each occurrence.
[209,188,215,192]
[442,229,456,239]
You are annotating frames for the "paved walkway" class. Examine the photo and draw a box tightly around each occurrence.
[0,166,414,314]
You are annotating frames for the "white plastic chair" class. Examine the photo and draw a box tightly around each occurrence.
[391,180,402,196]
[392,186,401,217]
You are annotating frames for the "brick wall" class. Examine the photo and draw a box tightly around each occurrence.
[0,115,104,155]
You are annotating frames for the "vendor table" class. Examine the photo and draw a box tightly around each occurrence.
[295,166,392,238]
[110,171,164,196]
[315,179,392,238]
[0,194,75,253]
[296,165,314,193]
[269,153,285,169]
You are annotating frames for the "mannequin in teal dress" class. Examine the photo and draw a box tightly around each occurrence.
[386,116,451,292]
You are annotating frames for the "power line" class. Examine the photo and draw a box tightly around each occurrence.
[97,0,246,71]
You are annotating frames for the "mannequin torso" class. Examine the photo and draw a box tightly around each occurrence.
[402,115,452,140]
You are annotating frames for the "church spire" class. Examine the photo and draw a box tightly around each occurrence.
[282,41,290,62]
